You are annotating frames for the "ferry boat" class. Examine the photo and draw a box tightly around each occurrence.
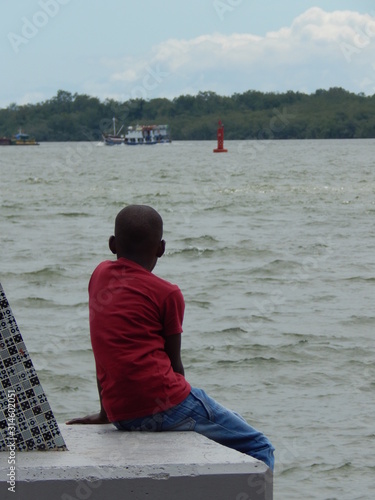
[102,118,125,145]
[124,124,171,145]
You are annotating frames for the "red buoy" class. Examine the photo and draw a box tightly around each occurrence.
[213,120,228,153]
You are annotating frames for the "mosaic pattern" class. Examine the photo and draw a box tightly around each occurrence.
[0,283,67,451]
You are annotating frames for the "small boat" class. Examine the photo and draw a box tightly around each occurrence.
[102,118,125,145]
[0,137,12,146]
[0,130,39,146]
[124,124,171,145]
[11,131,39,146]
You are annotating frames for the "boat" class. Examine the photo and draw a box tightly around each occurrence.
[124,124,171,145]
[11,131,39,146]
[102,118,125,145]
[0,137,12,145]
[0,130,39,146]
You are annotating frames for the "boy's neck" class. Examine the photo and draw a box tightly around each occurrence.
[117,254,156,272]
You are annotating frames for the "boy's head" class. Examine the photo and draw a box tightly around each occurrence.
[109,205,165,271]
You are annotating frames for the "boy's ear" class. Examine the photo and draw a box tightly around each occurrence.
[156,239,165,258]
[109,235,116,254]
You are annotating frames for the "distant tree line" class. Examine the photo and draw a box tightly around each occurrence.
[0,87,374,141]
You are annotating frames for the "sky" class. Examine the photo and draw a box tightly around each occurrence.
[1,0,375,107]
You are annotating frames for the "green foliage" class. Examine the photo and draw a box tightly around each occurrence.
[0,87,374,141]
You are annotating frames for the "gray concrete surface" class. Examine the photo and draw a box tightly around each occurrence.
[1,424,273,499]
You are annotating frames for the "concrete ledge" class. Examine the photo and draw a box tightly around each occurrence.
[1,424,273,500]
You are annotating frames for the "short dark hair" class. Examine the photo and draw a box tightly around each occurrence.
[114,205,163,256]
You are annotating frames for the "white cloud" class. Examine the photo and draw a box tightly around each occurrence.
[101,8,375,98]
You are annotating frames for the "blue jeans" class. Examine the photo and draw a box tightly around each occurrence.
[113,387,275,471]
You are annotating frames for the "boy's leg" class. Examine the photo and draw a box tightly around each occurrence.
[160,387,275,471]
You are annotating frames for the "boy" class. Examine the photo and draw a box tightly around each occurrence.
[67,205,274,471]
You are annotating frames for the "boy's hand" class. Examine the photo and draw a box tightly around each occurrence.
[66,412,109,425]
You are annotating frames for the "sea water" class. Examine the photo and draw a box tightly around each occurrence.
[0,139,374,499]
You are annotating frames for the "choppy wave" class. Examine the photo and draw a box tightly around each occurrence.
[168,246,215,257]
[22,265,67,279]
[21,296,56,307]
[57,211,91,217]
[340,315,375,326]
[340,276,375,283]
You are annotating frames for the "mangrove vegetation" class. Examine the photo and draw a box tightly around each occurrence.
[0,87,374,141]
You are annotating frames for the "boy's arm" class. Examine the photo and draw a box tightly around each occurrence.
[66,376,109,425]
[165,333,185,376]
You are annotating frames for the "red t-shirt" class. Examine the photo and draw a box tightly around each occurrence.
[88,258,191,421]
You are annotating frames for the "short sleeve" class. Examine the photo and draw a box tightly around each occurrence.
[162,287,185,336]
